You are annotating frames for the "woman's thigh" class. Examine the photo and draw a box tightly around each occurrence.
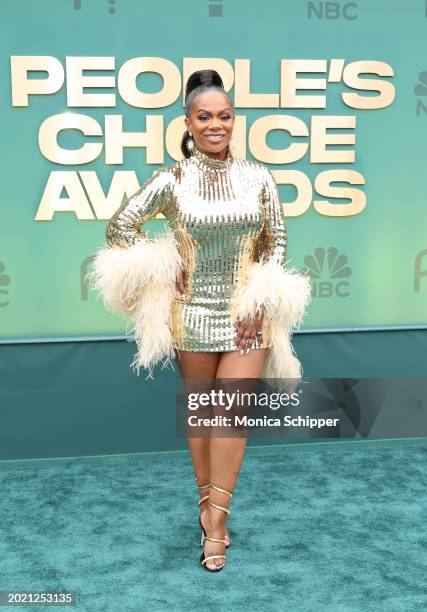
[174,349,220,379]
[212,350,268,427]
[174,348,267,379]
[216,348,268,379]
[174,351,220,426]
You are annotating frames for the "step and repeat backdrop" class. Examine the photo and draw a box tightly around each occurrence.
[1,0,426,341]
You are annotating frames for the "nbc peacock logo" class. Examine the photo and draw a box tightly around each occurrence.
[304,247,352,298]
[0,261,11,307]
[414,70,427,115]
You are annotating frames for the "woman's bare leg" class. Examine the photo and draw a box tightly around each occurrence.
[203,348,268,570]
[173,349,220,534]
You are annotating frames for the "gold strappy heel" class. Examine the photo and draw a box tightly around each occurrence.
[198,483,231,549]
[197,482,210,546]
[200,484,233,572]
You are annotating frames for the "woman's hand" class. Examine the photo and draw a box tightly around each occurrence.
[175,267,188,298]
[234,309,265,355]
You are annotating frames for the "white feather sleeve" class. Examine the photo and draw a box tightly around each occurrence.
[86,165,184,378]
[230,166,312,386]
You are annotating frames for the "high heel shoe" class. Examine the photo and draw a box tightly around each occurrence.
[197,483,210,546]
[198,483,231,549]
[200,484,233,572]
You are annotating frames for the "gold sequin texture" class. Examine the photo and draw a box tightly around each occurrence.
[105,144,288,352]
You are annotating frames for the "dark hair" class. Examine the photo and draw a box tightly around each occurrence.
[181,69,233,158]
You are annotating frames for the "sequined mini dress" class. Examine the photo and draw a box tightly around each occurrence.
[105,144,288,353]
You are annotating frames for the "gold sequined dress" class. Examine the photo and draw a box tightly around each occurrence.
[105,143,287,353]
[89,143,311,382]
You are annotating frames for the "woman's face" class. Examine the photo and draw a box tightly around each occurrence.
[185,90,235,159]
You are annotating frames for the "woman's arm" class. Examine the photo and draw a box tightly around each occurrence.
[86,165,184,378]
[257,167,288,268]
[105,166,174,249]
[233,168,288,352]
[89,165,182,315]
[230,166,311,382]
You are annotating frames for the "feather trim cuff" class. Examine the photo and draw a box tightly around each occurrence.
[86,231,184,378]
[229,261,312,390]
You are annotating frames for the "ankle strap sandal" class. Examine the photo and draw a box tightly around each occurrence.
[208,484,232,515]
[199,484,233,572]
[197,482,232,550]
[197,482,211,548]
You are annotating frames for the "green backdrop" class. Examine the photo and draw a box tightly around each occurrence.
[1,0,426,463]
[1,0,427,342]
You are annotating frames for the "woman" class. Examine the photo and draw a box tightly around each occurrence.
[89,69,311,572]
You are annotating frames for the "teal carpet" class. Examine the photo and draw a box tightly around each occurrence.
[0,444,426,611]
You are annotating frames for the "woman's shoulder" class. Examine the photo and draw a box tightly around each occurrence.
[233,156,267,172]
[145,161,182,186]
[232,157,275,185]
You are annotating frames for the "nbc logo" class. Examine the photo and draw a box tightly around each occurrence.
[0,261,11,307]
[304,247,352,298]
[414,71,427,115]
[414,248,427,291]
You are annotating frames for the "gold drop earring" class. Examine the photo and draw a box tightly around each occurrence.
[186,131,195,155]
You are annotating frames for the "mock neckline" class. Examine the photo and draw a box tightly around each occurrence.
[192,142,233,171]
